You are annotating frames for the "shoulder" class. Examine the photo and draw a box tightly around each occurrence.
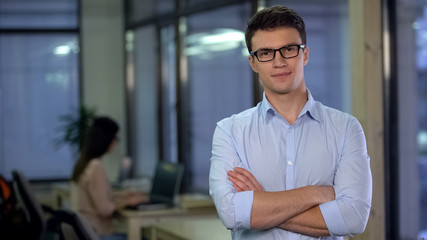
[87,158,103,170]
[84,159,106,179]
[315,102,363,133]
[217,105,259,131]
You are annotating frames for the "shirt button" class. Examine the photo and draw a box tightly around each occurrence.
[288,161,293,165]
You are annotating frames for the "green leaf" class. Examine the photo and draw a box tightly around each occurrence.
[55,104,97,154]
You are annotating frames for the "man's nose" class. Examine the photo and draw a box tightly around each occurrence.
[272,51,287,67]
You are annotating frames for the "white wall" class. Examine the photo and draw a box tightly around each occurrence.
[81,0,126,181]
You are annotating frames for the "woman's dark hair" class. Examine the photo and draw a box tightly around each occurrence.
[71,117,119,182]
[245,5,306,52]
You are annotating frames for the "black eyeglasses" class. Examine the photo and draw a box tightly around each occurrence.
[250,44,306,62]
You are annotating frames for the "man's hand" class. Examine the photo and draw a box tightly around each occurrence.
[227,167,334,234]
[227,167,263,192]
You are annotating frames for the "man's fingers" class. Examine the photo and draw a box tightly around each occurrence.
[233,167,263,191]
[228,170,253,186]
[234,184,244,192]
[228,169,261,191]
[228,176,251,191]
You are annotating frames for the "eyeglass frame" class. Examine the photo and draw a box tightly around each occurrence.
[249,44,306,62]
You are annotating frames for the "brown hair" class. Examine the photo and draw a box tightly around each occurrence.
[71,117,119,182]
[245,5,306,52]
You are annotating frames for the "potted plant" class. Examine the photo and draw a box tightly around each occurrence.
[56,104,97,156]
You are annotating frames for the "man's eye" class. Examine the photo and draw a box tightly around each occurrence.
[285,46,296,52]
[259,51,271,56]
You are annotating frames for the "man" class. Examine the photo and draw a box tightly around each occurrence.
[209,5,372,240]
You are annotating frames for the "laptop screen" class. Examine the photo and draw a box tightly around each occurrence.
[149,162,184,205]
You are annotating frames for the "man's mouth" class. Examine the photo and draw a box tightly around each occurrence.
[271,72,291,77]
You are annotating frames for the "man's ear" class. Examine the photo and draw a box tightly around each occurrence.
[303,46,309,66]
[248,55,259,73]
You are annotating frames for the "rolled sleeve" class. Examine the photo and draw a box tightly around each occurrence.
[209,123,254,231]
[320,200,349,236]
[320,117,372,236]
[233,191,253,229]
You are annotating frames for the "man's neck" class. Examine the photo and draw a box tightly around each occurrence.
[265,87,308,125]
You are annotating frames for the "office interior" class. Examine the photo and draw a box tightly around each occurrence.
[0,0,425,239]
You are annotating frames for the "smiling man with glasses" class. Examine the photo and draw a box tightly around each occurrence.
[250,44,306,62]
[209,5,372,240]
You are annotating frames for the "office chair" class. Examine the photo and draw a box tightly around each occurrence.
[0,174,29,239]
[53,208,99,240]
[12,170,46,239]
[11,170,98,240]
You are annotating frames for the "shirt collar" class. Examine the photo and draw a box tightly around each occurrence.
[260,89,320,122]
[299,89,320,122]
[260,92,275,121]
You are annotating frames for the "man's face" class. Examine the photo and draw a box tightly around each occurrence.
[248,27,309,97]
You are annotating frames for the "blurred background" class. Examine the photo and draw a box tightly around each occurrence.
[0,0,425,239]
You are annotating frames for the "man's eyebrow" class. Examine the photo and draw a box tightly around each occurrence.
[257,47,273,51]
[255,43,301,51]
[279,43,301,48]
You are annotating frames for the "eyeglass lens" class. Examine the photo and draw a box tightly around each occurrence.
[257,45,300,62]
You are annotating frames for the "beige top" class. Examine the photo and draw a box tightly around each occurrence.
[71,159,115,235]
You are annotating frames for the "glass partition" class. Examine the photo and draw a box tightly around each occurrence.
[267,0,351,113]
[184,3,252,192]
[126,0,353,193]
[0,34,79,179]
[395,1,427,238]
[128,25,159,178]
[160,25,178,164]
[0,0,78,29]
[126,0,175,25]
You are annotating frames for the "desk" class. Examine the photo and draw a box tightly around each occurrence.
[52,182,221,240]
[119,207,220,240]
[52,178,150,209]
[151,217,231,240]
[52,182,71,209]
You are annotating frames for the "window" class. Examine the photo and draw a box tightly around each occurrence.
[418,7,427,233]
[125,0,352,193]
[393,1,427,238]
[267,0,351,113]
[126,25,159,178]
[0,0,78,29]
[126,0,175,25]
[184,3,252,192]
[160,24,178,164]
[0,0,79,180]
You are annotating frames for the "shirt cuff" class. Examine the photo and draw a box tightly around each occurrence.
[233,190,253,230]
[319,200,349,236]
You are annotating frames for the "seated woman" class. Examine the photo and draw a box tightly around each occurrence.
[70,117,145,240]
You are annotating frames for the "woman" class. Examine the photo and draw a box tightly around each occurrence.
[70,117,144,240]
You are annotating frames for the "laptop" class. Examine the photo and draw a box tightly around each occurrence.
[126,161,184,211]
[111,157,133,190]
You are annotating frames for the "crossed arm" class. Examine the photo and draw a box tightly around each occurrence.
[228,167,334,236]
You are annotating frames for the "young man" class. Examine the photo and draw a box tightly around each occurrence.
[209,6,372,239]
